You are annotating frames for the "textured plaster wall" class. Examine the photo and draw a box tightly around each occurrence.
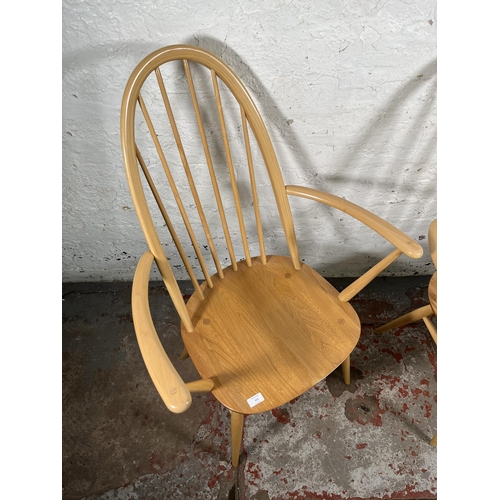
[62,0,436,282]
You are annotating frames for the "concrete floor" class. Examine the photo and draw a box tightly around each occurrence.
[62,275,437,500]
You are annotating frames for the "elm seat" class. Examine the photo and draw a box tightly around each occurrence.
[121,44,424,466]
[182,255,361,415]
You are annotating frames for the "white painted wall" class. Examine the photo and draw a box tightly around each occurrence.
[62,0,436,282]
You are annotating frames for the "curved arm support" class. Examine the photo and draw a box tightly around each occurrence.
[186,379,215,392]
[132,251,194,414]
[285,185,423,259]
[338,248,402,302]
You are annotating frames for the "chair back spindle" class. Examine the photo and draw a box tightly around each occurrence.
[155,67,225,280]
[212,69,252,267]
[241,106,267,264]
[183,59,241,272]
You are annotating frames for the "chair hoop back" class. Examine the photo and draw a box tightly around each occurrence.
[120,45,300,328]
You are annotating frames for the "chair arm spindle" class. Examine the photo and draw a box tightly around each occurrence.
[338,248,402,302]
[285,185,424,300]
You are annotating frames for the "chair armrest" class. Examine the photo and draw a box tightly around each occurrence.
[285,185,423,259]
[132,250,192,414]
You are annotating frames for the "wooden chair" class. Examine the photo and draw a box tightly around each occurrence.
[120,45,424,466]
[374,219,437,446]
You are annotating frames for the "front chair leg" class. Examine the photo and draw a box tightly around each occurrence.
[342,356,350,385]
[230,411,244,467]
[179,345,190,360]
[430,433,437,446]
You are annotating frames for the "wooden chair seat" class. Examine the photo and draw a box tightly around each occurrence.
[182,255,360,414]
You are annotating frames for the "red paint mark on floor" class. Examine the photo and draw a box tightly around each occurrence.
[272,408,291,424]
[388,462,406,475]
[427,351,437,372]
[376,373,401,390]
[356,443,367,449]
[207,474,219,488]
[398,386,409,398]
[411,387,430,399]
[381,347,403,362]
[371,411,383,426]
[423,401,433,418]
[247,461,262,483]
[276,489,430,500]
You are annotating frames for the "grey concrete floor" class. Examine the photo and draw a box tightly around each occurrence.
[62,276,437,500]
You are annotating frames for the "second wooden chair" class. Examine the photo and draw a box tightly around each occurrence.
[374,219,437,446]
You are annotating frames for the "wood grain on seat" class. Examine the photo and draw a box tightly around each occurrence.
[181,255,360,414]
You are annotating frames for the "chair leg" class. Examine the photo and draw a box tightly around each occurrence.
[342,356,350,385]
[422,316,437,345]
[374,304,434,334]
[430,433,437,446]
[230,411,244,467]
[179,346,190,360]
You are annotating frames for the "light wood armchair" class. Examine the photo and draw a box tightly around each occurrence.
[120,45,424,466]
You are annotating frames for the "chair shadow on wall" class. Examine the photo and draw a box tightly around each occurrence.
[182,35,437,277]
